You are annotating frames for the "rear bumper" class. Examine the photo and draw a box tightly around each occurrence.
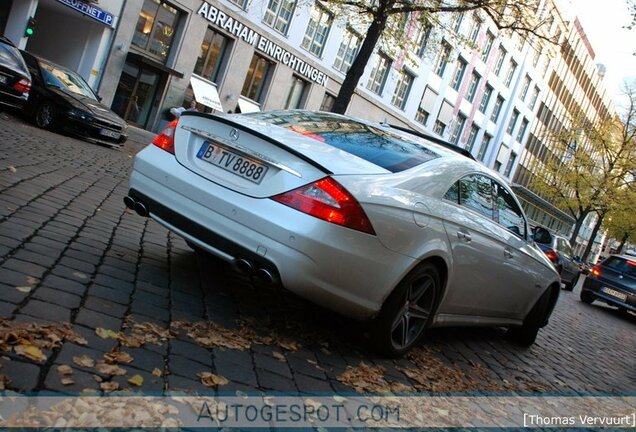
[582,277,636,312]
[128,145,415,320]
[0,89,27,109]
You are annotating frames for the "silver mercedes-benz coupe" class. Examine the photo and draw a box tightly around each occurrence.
[125,110,560,356]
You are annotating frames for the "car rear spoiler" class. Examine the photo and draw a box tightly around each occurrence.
[387,124,477,161]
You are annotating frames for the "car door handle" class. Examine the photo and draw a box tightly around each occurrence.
[504,248,514,259]
[457,231,472,242]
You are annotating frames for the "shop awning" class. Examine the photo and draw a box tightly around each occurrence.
[237,97,261,113]
[190,75,223,112]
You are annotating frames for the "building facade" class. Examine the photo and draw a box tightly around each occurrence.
[2,0,616,247]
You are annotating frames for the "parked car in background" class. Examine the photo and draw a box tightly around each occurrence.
[581,255,636,313]
[125,110,561,356]
[0,36,31,110]
[19,51,127,146]
[532,228,581,290]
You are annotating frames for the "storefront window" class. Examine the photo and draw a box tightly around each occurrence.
[284,76,308,109]
[132,0,179,63]
[194,28,231,84]
[319,93,336,111]
[241,54,274,102]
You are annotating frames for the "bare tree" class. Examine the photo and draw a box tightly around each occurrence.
[320,0,556,114]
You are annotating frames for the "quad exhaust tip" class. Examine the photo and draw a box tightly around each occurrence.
[233,258,276,285]
[124,195,149,217]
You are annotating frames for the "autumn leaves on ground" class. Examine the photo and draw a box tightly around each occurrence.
[0,315,548,395]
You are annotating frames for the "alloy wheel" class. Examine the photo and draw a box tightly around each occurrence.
[390,274,436,350]
[36,103,54,129]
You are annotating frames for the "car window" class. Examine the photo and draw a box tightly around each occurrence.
[603,257,636,278]
[247,111,439,172]
[557,238,573,256]
[443,181,460,203]
[39,60,97,100]
[459,175,493,219]
[493,181,526,238]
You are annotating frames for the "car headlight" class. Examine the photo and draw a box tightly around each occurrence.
[67,109,92,120]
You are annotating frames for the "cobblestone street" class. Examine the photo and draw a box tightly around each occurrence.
[0,113,634,396]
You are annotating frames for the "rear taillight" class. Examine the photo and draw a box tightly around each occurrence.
[13,78,31,93]
[544,249,558,261]
[590,265,601,277]
[152,119,178,154]
[271,177,375,235]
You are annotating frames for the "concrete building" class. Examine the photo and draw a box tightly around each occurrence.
[512,5,615,237]
[1,0,615,248]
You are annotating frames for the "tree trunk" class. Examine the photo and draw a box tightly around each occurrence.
[569,208,590,246]
[331,14,390,114]
[581,213,605,263]
[617,232,629,254]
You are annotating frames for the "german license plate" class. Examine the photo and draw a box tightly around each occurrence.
[101,128,120,139]
[0,75,7,85]
[196,141,268,184]
[602,287,627,301]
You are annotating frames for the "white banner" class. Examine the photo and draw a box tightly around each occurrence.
[0,395,633,428]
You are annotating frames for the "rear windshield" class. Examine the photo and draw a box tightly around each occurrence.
[247,111,439,172]
[603,256,636,278]
[0,41,28,73]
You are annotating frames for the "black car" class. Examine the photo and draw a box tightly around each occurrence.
[581,255,636,313]
[20,51,127,146]
[532,227,581,290]
[0,36,31,110]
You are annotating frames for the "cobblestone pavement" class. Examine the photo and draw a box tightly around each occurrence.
[0,113,634,395]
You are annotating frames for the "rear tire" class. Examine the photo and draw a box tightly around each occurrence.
[371,262,440,357]
[580,289,595,304]
[563,272,578,291]
[508,286,553,346]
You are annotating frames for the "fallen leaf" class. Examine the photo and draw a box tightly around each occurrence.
[14,344,46,362]
[104,350,133,364]
[95,361,126,376]
[26,276,38,285]
[93,374,103,383]
[128,374,144,386]
[100,381,119,392]
[72,272,88,280]
[57,365,73,376]
[198,372,228,387]
[95,328,119,340]
[8,166,16,173]
[277,339,301,351]
[272,352,286,362]
[61,378,74,386]
[15,286,32,293]
[152,368,162,377]
[73,355,95,368]
[0,374,10,390]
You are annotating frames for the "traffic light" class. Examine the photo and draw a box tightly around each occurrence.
[24,17,36,37]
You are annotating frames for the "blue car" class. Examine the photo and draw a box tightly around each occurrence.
[581,255,636,313]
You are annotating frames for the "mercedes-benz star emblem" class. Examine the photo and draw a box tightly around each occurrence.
[229,129,239,141]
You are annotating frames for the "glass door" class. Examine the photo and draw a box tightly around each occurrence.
[112,61,160,128]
